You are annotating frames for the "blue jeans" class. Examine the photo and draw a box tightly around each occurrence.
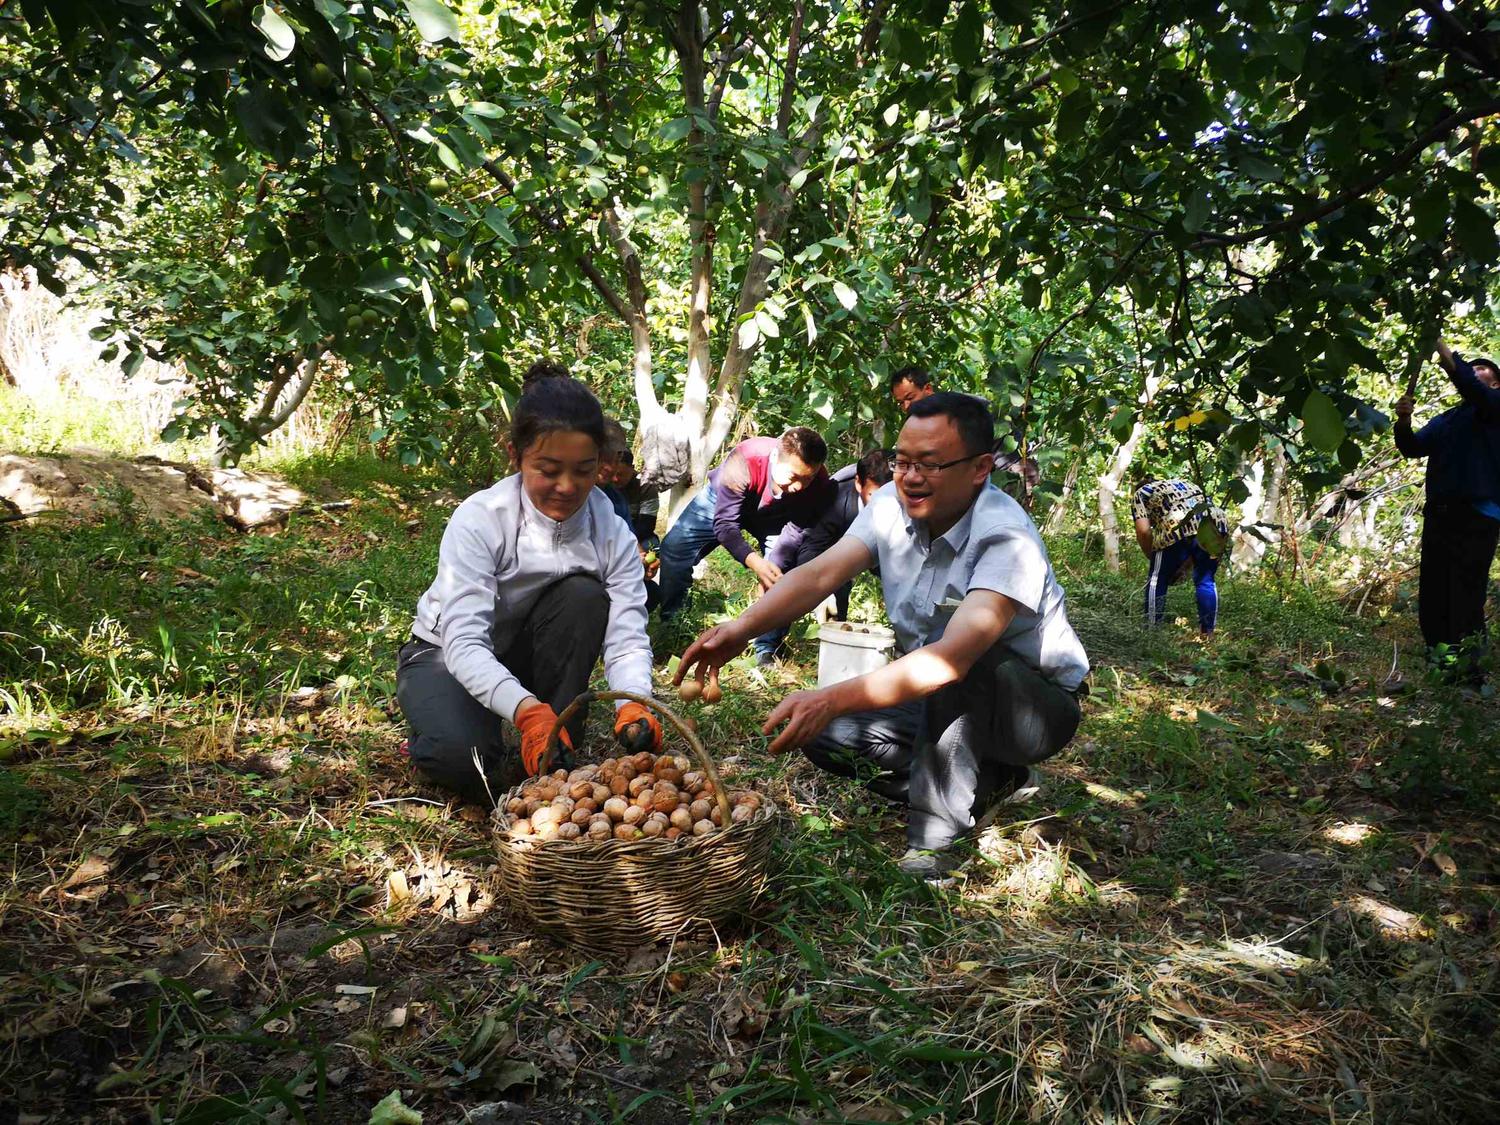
[1145,538,1219,633]
[657,485,796,657]
[657,486,721,619]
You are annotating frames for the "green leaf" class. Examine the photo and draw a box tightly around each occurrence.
[482,207,518,246]
[356,264,412,294]
[369,1089,422,1125]
[1195,516,1227,558]
[832,280,858,310]
[252,4,296,62]
[1183,189,1211,232]
[1238,154,1282,182]
[1300,389,1345,453]
[895,1043,993,1063]
[1411,186,1448,242]
[952,1,982,69]
[1452,197,1499,263]
[233,86,301,159]
[659,117,692,142]
[1055,91,1091,143]
[737,317,760,350]
[403,0,460,43]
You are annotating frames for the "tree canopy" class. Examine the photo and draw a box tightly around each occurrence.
[3,0,1497,479]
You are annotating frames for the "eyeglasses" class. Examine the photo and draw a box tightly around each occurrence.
[891,453,981,477]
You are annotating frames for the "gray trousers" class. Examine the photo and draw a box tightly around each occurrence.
[395,574,608,806]
[804,645,1082,849]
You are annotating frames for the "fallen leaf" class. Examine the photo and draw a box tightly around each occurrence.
[546,1025,578,1068]
[491,1060,538,1093]
[386,870,411,904]
[383,1005,408,1030]
[336,984,378,996]
[62,854,112,890]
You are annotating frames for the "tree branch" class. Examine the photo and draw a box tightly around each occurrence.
[602,206,647,316]
[772,0,806,137]
[477,158,633,322]
[1191,100,1500,250]
[1417,1,1500,85]
[248,337,332,436]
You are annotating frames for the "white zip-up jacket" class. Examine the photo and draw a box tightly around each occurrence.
[410,476,654,722]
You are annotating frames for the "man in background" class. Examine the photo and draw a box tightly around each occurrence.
[1394,341,1500,677]
[890,365,1039,490]
[656,428,836,655]
[1131,476,1230,636]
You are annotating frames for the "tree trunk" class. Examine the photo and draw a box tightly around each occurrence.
[1098,371,1161,572]
[213,342,327,467]
[1231,455,1268,568]
[1042,460,1080,535]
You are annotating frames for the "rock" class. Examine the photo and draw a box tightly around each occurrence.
[1250,850,1335,876]
[0,453,304,528]
[210,467,305,529]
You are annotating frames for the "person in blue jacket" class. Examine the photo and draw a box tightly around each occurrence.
[1394,341,1500,676]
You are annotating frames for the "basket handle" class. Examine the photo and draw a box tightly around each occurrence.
[542,690,734,825]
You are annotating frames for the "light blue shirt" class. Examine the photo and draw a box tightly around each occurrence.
[845,483,1090,691]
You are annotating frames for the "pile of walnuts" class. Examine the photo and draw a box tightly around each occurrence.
[498,751,763,843]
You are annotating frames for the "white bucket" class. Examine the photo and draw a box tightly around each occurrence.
[817,621,897,688]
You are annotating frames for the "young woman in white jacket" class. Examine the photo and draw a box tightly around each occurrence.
[397,374,661,805]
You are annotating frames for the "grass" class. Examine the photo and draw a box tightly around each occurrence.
[2,454,1499,1123]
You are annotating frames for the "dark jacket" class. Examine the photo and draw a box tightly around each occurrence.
[796,464,862,567]
[1395,352,1500,505]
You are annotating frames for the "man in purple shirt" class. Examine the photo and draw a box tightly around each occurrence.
[657,428,836,659]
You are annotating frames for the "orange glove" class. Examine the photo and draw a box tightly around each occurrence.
[516,703,573,776]
[613,702,662,754]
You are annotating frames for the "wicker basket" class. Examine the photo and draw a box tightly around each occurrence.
[493,690,778,954]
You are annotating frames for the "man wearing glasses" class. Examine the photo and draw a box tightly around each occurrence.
[676,393,1088,878]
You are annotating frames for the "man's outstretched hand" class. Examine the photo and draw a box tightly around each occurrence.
[762,689,837,755]
[675,623,749,690]
[1395,395,1415,422]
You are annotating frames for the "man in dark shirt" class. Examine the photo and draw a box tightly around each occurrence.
[747,449,897,663]
[657,429,836,648]
[796,448,895,620]
[612,451,660,545]
[1394,341,1500,674]
[602,447,662,611]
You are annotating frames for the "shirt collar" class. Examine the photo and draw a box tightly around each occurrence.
[517,478,592,536]
[904,489,983,553]
[766,448,783,500]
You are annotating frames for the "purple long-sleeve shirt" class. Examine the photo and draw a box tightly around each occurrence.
[708,437,836,566]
